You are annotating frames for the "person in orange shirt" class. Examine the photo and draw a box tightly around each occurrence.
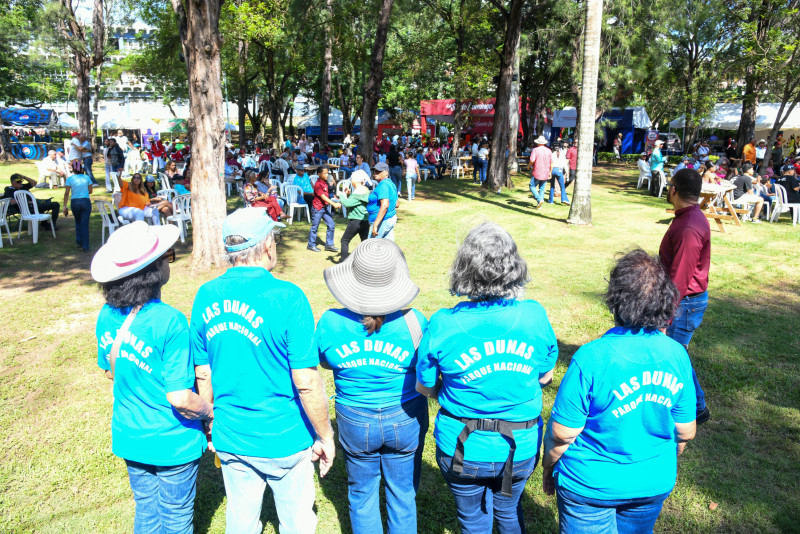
[119,173,161,225]
[742,138,757,165]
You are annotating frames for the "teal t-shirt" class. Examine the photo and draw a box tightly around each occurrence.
[417,299,558,462]
[551,327,696,500]
[316,309,427,409]
[190,266,319,458]
[367,179,397,223]
[96,300,206,466]
[66,173,92,199]
[174,184,190,196]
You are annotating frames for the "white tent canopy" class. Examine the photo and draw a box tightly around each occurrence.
[298,106,361,128]
[56,113,79,130]
[669,102,800,131]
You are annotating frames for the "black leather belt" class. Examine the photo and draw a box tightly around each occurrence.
[440,408,538,497]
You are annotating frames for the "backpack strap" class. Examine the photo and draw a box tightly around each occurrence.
[402,309,423,350]
[109,306,140,379]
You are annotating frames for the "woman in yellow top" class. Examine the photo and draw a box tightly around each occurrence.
[120,173,161,225]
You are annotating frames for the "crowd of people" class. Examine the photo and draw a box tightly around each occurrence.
[91,165,713,534]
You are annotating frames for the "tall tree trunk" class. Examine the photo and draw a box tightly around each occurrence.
[237,40,248,148]
[75,53,92,138]
[567,0,602,226]
[171,0,227,268]
[359,0,394,165]
[93,65,101,147]
[320,0,333,147]
[520,94,530,146]
[736,70,760,155]
[265,49,284,150]
[488,0,524,191]
[508,35,521,176]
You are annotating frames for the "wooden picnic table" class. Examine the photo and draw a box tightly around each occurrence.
[667,182,744,233]
[301,163,340,173]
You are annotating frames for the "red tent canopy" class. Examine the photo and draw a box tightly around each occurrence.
[419,98,528,135]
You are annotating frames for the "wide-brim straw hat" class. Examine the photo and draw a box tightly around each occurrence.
[91,221,180,283]
[323,239,419,316]
[534,136,548,145]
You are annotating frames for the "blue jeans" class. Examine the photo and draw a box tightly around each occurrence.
[71,198,91,250]
[389,166,403,194]
[218,448,316,534]
[420,164,437,179]
[666,291,708,411]
[472,156,480,179]
[478,159,488,183]
[336,396,429,534]
[125,459,199,534]
[556,486,671,534]
[530,178,547,203]
[369,215,397,241]
[436,448,538,534]
[405,175,416,200]
[83,156,96,183]
[549,168,569,203]
[309,205,335,248]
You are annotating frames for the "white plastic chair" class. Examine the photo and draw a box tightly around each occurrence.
[420,168,430,181]
[95,200,121,244]
[158,172,172,190]
[309,174,319,186]
[336,179,351,217]
[157,189,177,202]
[283,184,310,224]
[269,179,281,190]
[771,184,800,225]
[167,194,192,242]
[111,193,133,226]
[655,170,667,198]
[450,159,465,179]
[637,167,652,189]
[0,198,14,247]
[13,190,55,243]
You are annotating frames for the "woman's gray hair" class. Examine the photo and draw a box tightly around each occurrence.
[224,231,274,266]
[449,222,530,300]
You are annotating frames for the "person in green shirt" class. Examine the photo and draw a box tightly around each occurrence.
[339,170,371,261]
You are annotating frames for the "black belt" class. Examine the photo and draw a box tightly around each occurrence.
[440,408,539,497]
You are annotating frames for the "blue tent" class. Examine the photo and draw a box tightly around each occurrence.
[599,107,651,154]
[1,108,56,127]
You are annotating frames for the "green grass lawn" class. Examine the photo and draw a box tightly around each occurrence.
[1,160,799,533]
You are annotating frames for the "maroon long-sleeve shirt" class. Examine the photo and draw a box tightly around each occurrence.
[659,204,710,298]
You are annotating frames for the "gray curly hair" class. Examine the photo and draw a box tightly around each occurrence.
[449,222,530,300]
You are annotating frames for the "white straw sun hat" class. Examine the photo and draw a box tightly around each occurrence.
[534,136,548,145]
[91,221,180,283]
[323,239,419,316]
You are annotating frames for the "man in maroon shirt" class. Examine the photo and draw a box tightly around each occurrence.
[565,141,578,187]
[659,168,711,424]
[307,166,341,252]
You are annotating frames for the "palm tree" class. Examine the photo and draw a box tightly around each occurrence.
[567,0,603,225]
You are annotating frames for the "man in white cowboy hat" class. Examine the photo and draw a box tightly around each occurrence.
[529,135,552,209]
[189,208,335,534]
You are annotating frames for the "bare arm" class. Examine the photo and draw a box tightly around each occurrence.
[675,421,696,455]
[165,389,214,421]
[539,369,554,388]
[292,367,335,476]
[194,364,213,404]
[63,186,71,215]
[372,198,389,236]
[542,419,584,495]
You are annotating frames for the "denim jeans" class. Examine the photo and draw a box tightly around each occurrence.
[71,198,91,250]
[369,215,397,241]
[530,178,548,203]
[405,175,416,200]
[309,205,335,248]
[336,395,429,534]
[420,164,438,179]
[125,459,199,534]
[83,156,96,183]
[556,486,671,534]
[549,168,569,203]
[389,166,403,194]
[666,291,708,411]
[478,158,488,183]
[472,156,480,180]
[436,447,538,534]
[218,448,316,534]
